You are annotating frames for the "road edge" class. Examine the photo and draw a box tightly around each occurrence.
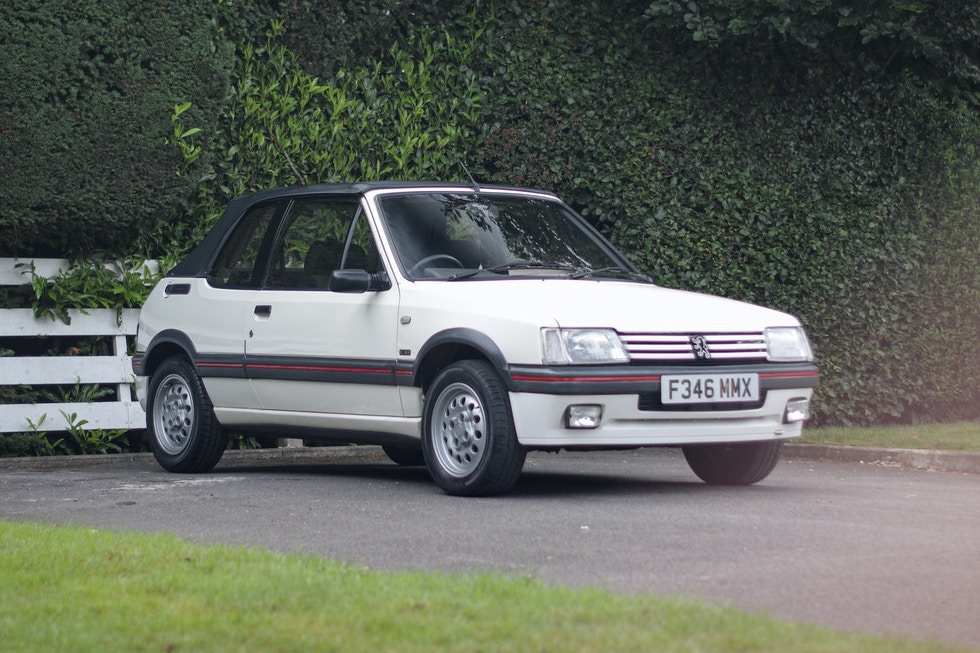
[1,443,978,474]
[783,443,980,474]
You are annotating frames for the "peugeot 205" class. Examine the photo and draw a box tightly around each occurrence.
[133,182,819,496]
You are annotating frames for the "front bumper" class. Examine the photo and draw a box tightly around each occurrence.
[510,387,813,447]
[134,375,148,411]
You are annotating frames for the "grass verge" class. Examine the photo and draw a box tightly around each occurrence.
[800,421,980,452]
[0,520,969,652]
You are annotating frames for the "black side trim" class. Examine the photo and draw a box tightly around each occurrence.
[244,355,397,386]
[509,363,819,395]
[394,361,416,386]
[196,354,247,379]
[509,366,663,395]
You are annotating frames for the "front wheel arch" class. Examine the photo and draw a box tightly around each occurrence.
[414,329,512,393]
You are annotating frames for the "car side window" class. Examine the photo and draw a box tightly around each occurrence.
[345,213,384,274]
[265,198,362,289]
[210,202,281,288]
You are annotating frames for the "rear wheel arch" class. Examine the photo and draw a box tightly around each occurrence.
[141,330,198,378]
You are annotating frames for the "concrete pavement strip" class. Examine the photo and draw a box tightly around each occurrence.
[1,443,978,474]
[784,443,980,474]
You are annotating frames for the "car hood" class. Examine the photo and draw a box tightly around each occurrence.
[406,278,800,331]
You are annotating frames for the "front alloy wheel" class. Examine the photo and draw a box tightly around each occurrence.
[423,360,526,496]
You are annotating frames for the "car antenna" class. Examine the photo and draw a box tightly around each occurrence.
[457,157,481,192]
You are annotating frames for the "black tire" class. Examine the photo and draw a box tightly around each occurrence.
[382,444,426,467]
[146,356,227,473]
[682,440,783,485]
[422,360,527,497]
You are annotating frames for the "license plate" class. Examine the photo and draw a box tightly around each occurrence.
[661,373,759,404]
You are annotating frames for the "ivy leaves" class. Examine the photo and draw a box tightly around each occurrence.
[211,21,488,199]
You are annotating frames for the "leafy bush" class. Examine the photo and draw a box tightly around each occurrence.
[152,17,490,255]
[21,258,158,324]
[2,0,977,428]
[474,0,980,425]
[0,0,233,258]
[642,0,980,87]
[221,20,485,190]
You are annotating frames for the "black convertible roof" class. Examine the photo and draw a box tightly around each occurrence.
[166,182,553,278]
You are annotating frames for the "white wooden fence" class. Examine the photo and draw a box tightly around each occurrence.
[0,258,152,433]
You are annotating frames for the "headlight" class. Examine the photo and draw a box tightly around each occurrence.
[765,327,814,362]
[542,328,630,365]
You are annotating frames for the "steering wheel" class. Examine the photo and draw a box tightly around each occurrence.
[408,254,464,277]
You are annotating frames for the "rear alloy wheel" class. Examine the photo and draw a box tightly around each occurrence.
[682,440,783,485]
[147,356,227,473]
[422,360,526,496]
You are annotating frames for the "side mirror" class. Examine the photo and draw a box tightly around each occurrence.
[328,269,391,293]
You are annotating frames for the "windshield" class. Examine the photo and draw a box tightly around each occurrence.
[378,192,636,280]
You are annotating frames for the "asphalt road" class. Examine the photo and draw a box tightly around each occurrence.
[2,447,978,649]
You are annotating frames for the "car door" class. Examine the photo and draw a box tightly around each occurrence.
[190,200,285,411]
[244,196,403,419]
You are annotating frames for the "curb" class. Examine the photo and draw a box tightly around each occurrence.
[783,443,980,475]
[1,444,978,475]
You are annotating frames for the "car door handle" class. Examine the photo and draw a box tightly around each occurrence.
[164,283,190,296]
[254,305,272,317]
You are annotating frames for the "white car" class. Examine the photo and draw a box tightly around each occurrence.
[134,182,818,496]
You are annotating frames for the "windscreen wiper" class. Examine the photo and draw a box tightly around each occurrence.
[448,260,577,281]
[568,266,653,282]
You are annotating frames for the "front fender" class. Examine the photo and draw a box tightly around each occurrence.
[413,328,513,390]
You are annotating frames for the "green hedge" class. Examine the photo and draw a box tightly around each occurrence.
[143,16,488,258]
[0,0,233,258]
[2,0,978,426]
[472,1,980,425]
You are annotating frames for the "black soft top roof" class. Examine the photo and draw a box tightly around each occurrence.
[167,182,551,278]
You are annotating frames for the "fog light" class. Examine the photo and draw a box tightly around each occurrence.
[783,398,811,423]
[565,405,603,429]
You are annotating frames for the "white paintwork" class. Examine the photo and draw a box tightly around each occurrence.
[136,186,816,449]
[509,388,811,447]
[246,286,402,415]
[248,380,404,416]
[214,406,420,438]
[394,279,800,366]
[138,281,261,408]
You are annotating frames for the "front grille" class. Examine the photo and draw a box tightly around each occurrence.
[619,331,767,362]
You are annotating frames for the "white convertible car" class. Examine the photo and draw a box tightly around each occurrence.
[134,182,818,496]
